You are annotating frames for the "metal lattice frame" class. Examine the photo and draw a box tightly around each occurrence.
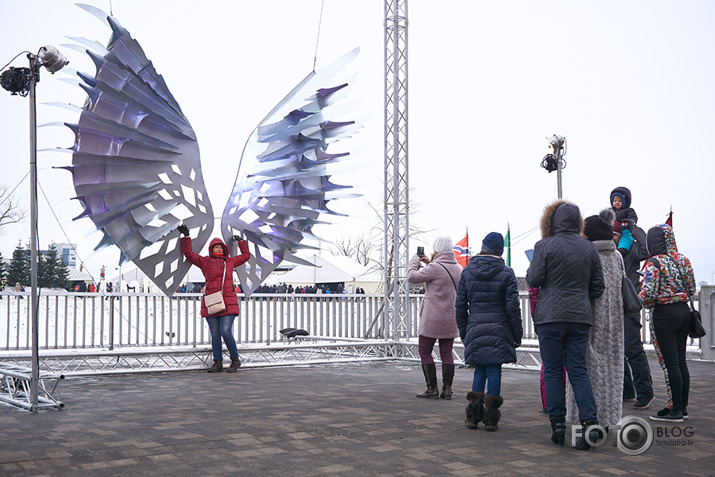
[0,341,400,377]
[383,0,410,341]
[0,363,64,410]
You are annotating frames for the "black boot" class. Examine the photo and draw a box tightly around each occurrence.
[226,357,241,373]
[574,419,604,450]
[550,416,566,446]
[465,391,485,429]
[416,363,439,399]
[483,395,503,432]
[207,359,223,373]
[441,364,455,400]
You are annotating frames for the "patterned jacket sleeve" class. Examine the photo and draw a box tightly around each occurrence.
[638,258,661,308]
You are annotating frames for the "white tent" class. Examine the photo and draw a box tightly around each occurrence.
[67,268,93,282]
[275,255,382,293]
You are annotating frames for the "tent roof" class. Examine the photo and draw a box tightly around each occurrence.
[276,255,380,285]
[67,268,93,282]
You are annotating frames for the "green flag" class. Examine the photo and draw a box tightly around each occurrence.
[504,226,511,267]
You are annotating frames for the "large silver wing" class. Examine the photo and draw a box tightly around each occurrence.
[221,49,362,295]
[63,6,213,295]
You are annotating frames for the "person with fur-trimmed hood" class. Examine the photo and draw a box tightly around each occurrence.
[456,232,522,432]
[526,200,605,450]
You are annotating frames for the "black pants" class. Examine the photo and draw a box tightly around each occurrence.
[623,315,653,400]
[652,302,691,412]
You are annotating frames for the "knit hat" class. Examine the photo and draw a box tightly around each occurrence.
[433,235,453,253]
[583,209,616,241]
[481,232,504,256]
[612,220,622,236]
[611,192,626,209]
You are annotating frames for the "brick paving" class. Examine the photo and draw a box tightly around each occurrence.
[0,358,713,476]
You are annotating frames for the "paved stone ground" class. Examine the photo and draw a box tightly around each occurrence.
[0,358,713,476]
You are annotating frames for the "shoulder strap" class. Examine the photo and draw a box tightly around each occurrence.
[671,260,695,311]
[436,262,458,292]
[204,261,226,296]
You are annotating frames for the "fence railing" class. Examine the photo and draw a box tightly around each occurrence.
[0,290,691,352]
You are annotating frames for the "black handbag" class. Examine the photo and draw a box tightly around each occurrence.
[672,263,706,339]
[689,308,706,339]
[619,257,642,317]
[622,276,642,317]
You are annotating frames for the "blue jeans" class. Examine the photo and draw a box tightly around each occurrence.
[205,315,238,361]
[472,364,502,396]
[537,322,597,423]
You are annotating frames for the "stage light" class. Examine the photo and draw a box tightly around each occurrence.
[38,46,69,74]
[0,67,31,95]
[548,134,565,151]
[540,134,567,198]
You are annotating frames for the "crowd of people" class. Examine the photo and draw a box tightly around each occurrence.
[409,186,697,450]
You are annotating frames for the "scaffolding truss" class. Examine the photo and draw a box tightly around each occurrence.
[383,0,411,341]
[0,363,64,411]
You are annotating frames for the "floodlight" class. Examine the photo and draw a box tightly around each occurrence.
[38,46,69,74]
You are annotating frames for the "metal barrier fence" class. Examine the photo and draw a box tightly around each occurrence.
[0,290,675,352]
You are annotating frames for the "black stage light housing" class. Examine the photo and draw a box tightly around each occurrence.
[0,67,31,95]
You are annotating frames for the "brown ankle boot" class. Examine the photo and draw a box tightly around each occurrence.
[207,360,223,373]
[226,357,241,373]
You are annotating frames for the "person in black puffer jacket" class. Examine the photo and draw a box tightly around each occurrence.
[526,200,605,450]
[456,232,522,432]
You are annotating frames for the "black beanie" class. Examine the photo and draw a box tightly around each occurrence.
[481,232,504,256]
[583,209,616,241]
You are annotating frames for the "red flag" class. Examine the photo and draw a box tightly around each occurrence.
[665,208,673,228]
[453,233,469,268]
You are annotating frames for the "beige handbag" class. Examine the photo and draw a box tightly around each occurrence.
[204,262,227,315]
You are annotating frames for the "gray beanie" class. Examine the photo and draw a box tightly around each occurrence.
[433,235,453,253]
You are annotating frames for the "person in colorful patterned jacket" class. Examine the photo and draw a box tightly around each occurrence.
[639,223,696,422]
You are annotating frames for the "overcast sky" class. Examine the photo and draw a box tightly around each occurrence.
[1,0,714,286]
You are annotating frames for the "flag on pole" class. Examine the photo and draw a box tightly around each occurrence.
[504,224,511,267]
[453,231,469,268]
[666,207,673,228]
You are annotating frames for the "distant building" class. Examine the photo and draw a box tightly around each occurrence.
[49,243,78,269]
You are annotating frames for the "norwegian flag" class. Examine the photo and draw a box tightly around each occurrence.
[453,233,469,268]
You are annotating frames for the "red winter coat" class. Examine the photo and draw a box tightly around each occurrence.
[181,236,250,317]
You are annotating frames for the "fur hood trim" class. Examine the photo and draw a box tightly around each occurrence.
[539,199,584,238]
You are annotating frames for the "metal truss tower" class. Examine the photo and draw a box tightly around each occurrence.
[383,0,410,340]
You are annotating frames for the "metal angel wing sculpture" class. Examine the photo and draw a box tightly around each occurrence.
[62,5,360,296]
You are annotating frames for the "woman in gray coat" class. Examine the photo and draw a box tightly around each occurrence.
[566,209,624,431]
[407,235,462,399]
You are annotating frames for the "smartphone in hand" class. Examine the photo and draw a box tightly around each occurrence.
[417,246,424,258]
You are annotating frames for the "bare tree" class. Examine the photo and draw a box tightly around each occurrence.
[331,234,378,267]
[332,191,434,273]
[0,186,25,231]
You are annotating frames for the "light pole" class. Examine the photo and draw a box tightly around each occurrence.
[540,135,567,199]
[1,46,68,411]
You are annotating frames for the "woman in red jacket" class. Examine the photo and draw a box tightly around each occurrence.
[178,225,250,373]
